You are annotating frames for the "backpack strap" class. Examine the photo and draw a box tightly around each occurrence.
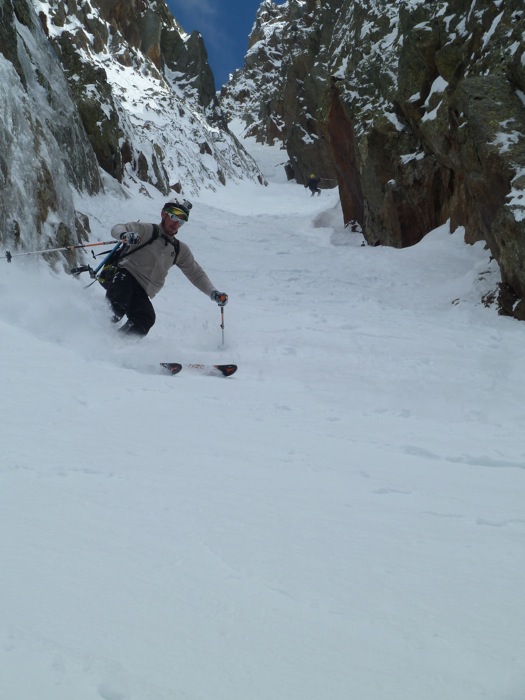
[172,238,180,265]
[148,225,180,264]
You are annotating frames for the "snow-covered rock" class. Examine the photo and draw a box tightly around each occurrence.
[1,0,265,259]
[221,0,525,319]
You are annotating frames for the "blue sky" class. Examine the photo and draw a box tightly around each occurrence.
[166,0,270,89]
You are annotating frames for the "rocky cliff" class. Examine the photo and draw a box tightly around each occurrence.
[0,0,102,255]
[0,0,263,258]
[221,0,525,319]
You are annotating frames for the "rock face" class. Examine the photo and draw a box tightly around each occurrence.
[220,0,335,184]
[84,0,218,114]
[0,0,263,256]
[221,0,525,318]
[0,0,101,253]
[37,0,262,194]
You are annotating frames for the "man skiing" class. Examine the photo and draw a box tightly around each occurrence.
[104,198,228,337]
[305,174,321,196]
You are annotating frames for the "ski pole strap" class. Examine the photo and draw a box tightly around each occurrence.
[70,264,94,276]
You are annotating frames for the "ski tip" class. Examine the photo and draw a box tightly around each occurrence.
[160,362,182,375]
[215,364,237,377]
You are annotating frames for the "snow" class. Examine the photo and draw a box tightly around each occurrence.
[492,127,523,155]
[506,167,525,221]
[421,100,443,123]
[400,151,425,164]
[427,76,449,97]
[421,76,448,123]
[481,10,504,50]
[384,111,405,132]
[1,133,525,700]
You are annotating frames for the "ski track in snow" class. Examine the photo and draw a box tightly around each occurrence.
[1,135,525,700]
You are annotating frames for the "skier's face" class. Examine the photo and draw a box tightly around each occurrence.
[161,206,188,236]
[161,211,182,237]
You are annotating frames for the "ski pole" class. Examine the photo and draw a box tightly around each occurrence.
[220,306,225,346]
[1,240,116,263]
[70,242,122,276]
[92,242,123,275]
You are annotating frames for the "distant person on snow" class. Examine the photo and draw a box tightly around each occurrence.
[306,174,321,196]
[101,198,228,337]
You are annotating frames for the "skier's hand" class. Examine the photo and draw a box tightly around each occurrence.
[120,232,141,245]
[211,290,228,306]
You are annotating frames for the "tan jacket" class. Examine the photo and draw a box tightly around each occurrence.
[111,222,216,299]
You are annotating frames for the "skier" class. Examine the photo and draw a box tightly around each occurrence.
[103,198,228,337]
[305,174,321,196]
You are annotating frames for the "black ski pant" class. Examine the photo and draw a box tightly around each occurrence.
[106,268,155,336]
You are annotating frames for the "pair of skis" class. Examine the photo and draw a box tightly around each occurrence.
[160,362,237,377]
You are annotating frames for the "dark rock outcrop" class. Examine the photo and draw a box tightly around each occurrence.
[221,0,525,319]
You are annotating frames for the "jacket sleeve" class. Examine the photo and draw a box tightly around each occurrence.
[176,241,216,296]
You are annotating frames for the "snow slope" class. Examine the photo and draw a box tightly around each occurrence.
[1,133,524,700]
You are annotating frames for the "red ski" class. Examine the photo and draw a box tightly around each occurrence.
[160,363,237,377]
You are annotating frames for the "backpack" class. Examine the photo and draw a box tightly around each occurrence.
[98,225,180,289]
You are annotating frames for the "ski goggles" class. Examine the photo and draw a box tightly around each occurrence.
[163,206,188,224]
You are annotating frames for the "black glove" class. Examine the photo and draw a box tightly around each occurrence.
[120,232,141,245]
[211,290,228,306]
